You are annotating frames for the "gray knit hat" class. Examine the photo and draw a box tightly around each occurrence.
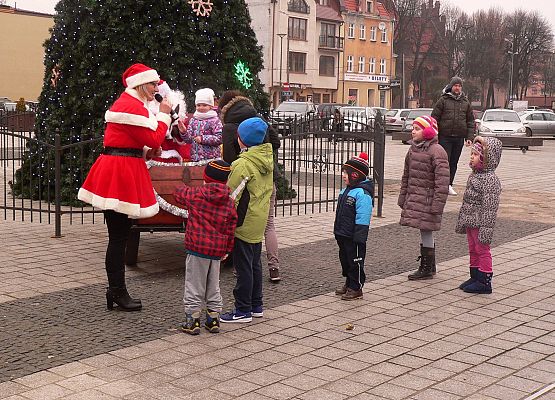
[450,76,463,86]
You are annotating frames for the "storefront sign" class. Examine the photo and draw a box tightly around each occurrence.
[344,74,390,83]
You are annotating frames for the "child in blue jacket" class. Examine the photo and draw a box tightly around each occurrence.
[334,152,374,300]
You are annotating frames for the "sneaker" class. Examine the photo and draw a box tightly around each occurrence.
[252,305,263,318]
[180,312,201,335]
[448,185,457,195]
[205,310,220,333]
[220,310,252,323]
[269,267,281,283]
[341,288,363,301]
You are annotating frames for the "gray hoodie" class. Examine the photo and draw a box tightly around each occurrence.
[455,136,503,244]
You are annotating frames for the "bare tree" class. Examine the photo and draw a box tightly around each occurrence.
[505,11,553,100]
[437,3,471,78]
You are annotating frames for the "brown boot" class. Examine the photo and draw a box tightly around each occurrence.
[269,267,281,283]
[341,288,363,300]
[335,285,347,295]
[408,246,434,281]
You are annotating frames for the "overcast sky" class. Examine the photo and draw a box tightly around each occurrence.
[6,0,555,32]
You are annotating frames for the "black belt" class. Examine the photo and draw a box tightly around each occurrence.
[103,147,143,158]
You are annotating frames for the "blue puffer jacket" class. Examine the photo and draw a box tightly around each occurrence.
[334,179,374,243]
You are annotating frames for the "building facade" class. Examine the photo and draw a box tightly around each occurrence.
[338,0,394,107]
[247,0,344,107]
[0,6,53,102]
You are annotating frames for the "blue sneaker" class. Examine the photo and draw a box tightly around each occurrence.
[220,310,252,323]
[252,305,263,318]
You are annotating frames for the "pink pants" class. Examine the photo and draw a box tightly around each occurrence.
[466,228,492,273]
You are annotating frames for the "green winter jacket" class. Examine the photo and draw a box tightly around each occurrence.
[227,143,274,243]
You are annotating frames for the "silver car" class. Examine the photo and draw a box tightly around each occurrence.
[477,109,526,136]
[402,108,433,132]
[519,111,555,136]
[385,108,411,132]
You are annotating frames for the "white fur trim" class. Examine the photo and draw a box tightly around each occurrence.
[126,69,160,89]
[78,188,159,218]
[160,149,182,161]
[157,112,172,127]
[105,110,159,130]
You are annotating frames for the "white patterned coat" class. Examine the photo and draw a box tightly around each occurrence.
[455,136,502,244]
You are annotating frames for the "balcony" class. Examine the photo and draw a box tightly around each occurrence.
[319,35,344,50]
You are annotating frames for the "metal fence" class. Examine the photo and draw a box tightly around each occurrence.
[1,112,385,235]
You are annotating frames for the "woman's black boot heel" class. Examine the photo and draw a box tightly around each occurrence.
[106,286,142,311]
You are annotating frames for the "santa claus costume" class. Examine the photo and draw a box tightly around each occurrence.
[78,63,171,311]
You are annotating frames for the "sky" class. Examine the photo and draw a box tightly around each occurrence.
[6,0,555,32]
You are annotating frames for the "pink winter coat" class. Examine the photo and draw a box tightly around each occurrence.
[398,137,450,231]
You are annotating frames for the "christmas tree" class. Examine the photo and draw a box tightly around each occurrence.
[15,0,269,203]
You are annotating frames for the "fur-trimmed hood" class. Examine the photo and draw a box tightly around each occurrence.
[220,96,256,123]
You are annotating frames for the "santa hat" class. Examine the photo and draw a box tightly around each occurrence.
[343,152,369,184]
[122,63,160,89]
[203,160,231,184]
[195,88,215,106]
[157,79,172,98]
[414,115,438,140]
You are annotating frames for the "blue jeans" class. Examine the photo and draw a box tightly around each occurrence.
[232,238,263,313]
[438,136,464,185]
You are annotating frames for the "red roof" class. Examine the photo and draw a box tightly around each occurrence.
[343,0,358,12]
[316,4,343,22]
[376,2,394,19]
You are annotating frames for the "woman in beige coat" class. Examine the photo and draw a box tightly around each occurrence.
[398,116,449,280]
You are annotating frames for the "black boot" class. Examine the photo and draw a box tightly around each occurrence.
[106,271,141,311]
[459,267,479,290]
[106,286,142,311]
[420,244,437,275]
[408,246,434,280]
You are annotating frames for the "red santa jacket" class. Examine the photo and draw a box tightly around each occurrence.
[78,89,171,218]
[173,183,237,259]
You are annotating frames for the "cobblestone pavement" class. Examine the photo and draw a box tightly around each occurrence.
[0,212,551,383]
[2,138,555,399]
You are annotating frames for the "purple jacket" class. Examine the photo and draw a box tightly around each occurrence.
[181,115,223,161]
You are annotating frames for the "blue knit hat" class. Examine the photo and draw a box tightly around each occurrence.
[238,117,268,147]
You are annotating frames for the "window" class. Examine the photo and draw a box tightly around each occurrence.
[288,0,309,13]
[347,55,354,72]
[368,89,375,106]
[289,52,306,73]
[359,24,366,40]
[323,93,331,103]
[348,89,358,104]
[348,23,355,38]
[358,56,365,73]
[313,93,322,104]
[366,0,373,13]
[543,113,555,121]
[320,0,329,5]
[381,28,387,42]
[380,58,386,75]
[369,57,376,74]
[370,26,377,41]
[321,22,336,37]
[319,56,335,76]
[288,18,307,40]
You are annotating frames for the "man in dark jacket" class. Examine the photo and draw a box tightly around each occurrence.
[431,76,474,195]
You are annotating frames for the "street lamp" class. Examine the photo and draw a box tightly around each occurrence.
[277,33,287,103]
[505,38,518,103]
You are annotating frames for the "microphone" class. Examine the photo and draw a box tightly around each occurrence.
[154,93,178,121]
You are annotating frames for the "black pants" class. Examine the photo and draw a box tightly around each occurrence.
[104,210,132,287]
[336,236,366,291]
[232,238,263,313]
[438,136,465,185]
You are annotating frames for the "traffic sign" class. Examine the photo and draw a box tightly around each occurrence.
[283,82,290,91]
[390,79,401,88]
[281,91,292,96]
[378,84,391,90]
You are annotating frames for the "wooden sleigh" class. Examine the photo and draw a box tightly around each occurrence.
[125,163,205,266]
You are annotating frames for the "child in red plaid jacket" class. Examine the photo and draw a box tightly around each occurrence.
[173,160,237,335]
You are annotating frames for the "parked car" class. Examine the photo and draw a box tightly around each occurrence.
[340,106,376,132]
[370,107,388,117]
[519,110,555,136]
[476,109,526,136]
[402,108,433,133]
[385,108,410,132]
[270,101,317,134]
[317,103,348,130]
